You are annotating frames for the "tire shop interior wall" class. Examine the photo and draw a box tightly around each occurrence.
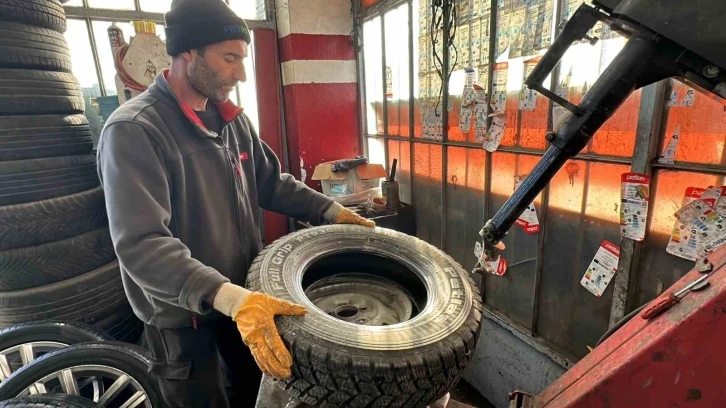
[358,0,726,407]
[275,0,362,193]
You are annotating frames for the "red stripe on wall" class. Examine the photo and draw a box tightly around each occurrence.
[283,82,361,191]
[279,34,356,63]
[253,29,288,243]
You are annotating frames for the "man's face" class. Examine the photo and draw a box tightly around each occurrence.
[187,39,248,103]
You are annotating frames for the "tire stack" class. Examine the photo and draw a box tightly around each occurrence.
[0,0,142,343]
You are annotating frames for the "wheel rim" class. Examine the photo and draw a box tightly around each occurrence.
[17,364,150,408]
[1,342,104,401]
[305,274,414,326]
[0,341,67,381]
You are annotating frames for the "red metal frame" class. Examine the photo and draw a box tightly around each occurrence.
[253,29,288,243]
[530,245,726,407]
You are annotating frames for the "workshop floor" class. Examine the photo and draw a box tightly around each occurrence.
[449,380,495,408]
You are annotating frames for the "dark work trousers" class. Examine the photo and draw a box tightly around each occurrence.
[144,318,262,408]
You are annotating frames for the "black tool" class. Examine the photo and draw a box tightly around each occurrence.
[389,159,398,182]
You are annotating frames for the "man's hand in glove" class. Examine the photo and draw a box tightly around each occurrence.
[323,202,376,227]
[335,208,376,227]
[213,283,306,379]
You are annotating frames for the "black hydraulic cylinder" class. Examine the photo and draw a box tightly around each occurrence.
[482,35,659,247]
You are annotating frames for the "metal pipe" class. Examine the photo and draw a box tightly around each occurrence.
[440,0,450,251]
[531,0,563,336]
[408,0,415,209]
[381,13,390,169]
[85,17,107,97]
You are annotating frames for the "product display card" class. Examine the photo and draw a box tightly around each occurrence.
[513,174,540,234]
[667,187,707,261]
[581,241,621,297]
[519,57,541,112]
[620,173,650,241]
[491,62,509,114]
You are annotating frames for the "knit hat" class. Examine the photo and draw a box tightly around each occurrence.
[164,0,251,57]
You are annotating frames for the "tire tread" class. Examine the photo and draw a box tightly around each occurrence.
[0,0,66,32]
[0,22,70,72]
[0,228,115,290]
[247,226,483,407]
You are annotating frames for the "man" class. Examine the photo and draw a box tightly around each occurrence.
[96,0,374,406]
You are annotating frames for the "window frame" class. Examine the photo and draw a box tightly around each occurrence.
[64,0,274,97]
[357,0,726,365]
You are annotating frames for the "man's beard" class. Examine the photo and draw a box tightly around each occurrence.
[188,57,233,103]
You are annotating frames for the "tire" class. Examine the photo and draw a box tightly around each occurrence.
[0,342,164,407]
[0,394,103,408]
[0,70,83,115]
[102,307,143,344]
[0,22,71,72]
[0,187,107,251]
[246,225,483,408]
[0,321,111,382]
[0,261,133,339]
[0,0,66,33]
[0,227,115,291]
[0,115,93,161]
[0,154,99,206]
[0,321,110,350]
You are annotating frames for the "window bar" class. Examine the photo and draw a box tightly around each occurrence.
[531,0,562,336]
[355,0,369,159]
[134,0,141,13]
[440,0,451,251]
[408,0,415,208]
[85,17,107,97]
[483,0,497,223]
[381,13,390,170]
[608,80,667,328]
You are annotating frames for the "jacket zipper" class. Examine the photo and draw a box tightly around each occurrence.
[217,133,248,264]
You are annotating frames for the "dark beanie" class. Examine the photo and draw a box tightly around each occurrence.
[164,0,251,56]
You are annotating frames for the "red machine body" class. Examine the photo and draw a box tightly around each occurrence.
[529,246,726,407]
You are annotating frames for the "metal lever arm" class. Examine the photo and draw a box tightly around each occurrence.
[481,35,662,248]
[524,4,603,116]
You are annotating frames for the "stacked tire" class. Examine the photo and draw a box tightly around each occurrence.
[0,0,142,343]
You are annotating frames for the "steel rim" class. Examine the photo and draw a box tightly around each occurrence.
[0,342,104,401]
[17,364,150,408]
[305,274,415,326]
[0,341,68,382]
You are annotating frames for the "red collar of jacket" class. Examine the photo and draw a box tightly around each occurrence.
[161,69,243,130]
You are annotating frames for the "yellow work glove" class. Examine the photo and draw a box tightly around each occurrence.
[334,207,376,227]
[213,283,306,379]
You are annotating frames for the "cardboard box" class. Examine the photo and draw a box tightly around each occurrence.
[312,162,388,196]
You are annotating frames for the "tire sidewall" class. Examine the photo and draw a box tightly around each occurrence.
[247,225,475,353]
[0,322,111,352]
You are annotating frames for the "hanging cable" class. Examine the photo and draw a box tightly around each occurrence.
[114,45,147,92]
[430,0,458,116]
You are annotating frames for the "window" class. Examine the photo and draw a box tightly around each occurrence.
[61,1,263,139]
[229,0,267,20]
[140,0,173,13]
[66,19,104,145]
[88,0,135,10]
[359,0,726,364]
[238,32,260,133]
[91,20,135,96]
